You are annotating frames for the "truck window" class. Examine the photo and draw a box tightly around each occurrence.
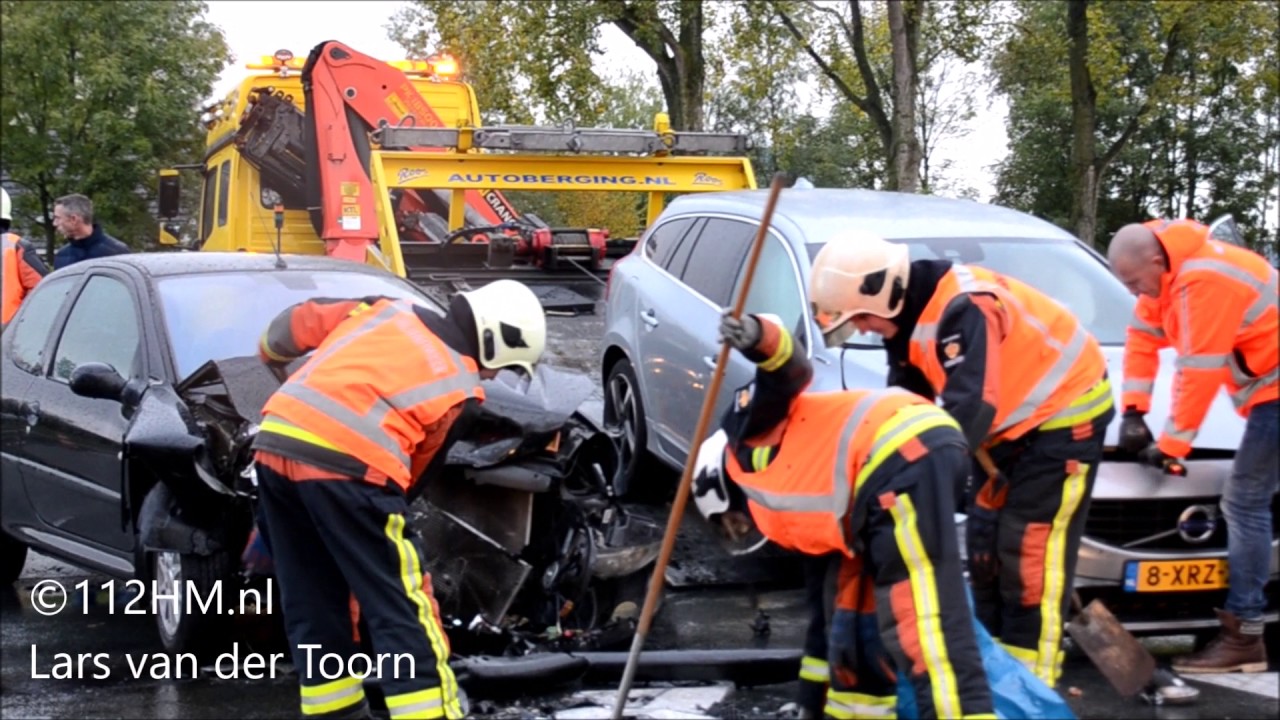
[200,167,217,243]
[217,161,231,227]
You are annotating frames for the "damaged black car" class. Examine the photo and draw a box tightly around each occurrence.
[0,253,659,658]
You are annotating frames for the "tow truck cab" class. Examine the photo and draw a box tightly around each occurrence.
[158,49,481,261]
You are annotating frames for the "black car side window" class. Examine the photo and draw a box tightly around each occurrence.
[679,218,753,306]
[643,217,695,269]
[9,276,77,376]
[51,276,142,382]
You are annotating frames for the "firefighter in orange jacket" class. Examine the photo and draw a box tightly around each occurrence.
[2,188,50,326]
[252,280,546,720]
[693,313,995,720]
[807,231,1114,689]
[1108,219,1278,674]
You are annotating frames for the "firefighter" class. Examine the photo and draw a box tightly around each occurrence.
[1108,219,1277,673]
[807,231,1113,688]
[1,188,50,325]
[251,280,546,720]
[693,312,995,720]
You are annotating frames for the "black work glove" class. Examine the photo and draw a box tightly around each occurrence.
[1118,407,1154,454]
[718,310,761,352]
[1139,443,1188,476]
[966,502,1001,584]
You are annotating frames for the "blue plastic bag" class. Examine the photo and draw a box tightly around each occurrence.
[894,592,1077,719]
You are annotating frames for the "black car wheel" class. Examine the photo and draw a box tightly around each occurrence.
[1,531,28,585]
[151,549,233,658]
[603,358,662,501]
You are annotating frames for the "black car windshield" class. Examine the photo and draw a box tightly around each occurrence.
[806,236,1135,345]
[156,270,440,379]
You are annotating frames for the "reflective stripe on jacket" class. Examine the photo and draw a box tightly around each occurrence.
[723,388,956,557]
[255,298,484,492]
[1123,219,1279,457]
[908,265,1108,443]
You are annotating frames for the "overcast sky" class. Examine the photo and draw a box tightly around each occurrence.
[204,0,1006,200]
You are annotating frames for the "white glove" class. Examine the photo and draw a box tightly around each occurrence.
[692,430,731,520]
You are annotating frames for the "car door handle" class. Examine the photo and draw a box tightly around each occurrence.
[21,401,39,427]
[702,355,717,370]
[640,309,659,328]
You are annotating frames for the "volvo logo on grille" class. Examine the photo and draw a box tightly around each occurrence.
[1177,504,1219,544]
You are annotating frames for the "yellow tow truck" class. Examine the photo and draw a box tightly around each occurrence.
[156,41,757,288]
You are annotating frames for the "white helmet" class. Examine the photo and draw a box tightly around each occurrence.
[1,188,11,223]
[809,231,910,347]
[459,279,546,376]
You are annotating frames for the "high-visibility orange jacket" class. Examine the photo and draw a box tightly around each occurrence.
[253,297,485,492]
[2,232,49,324]
[907,264,1110,445]
[724,386,956,557]
[1122,219,1279,458]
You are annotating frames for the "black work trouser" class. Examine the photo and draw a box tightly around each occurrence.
[798,553,841,717]
[969,404,1113,688]
[823,426,994,720]
[255,462,463,719]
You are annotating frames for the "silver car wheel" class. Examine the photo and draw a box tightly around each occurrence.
[606,371,639,471]
[153,551,184,639]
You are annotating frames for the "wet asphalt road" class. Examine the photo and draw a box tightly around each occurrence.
[3,288,1278,719]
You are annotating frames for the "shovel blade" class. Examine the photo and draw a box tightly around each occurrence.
[1066,599,1156,697]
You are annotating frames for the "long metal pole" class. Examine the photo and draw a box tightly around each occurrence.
[610,172,791,719]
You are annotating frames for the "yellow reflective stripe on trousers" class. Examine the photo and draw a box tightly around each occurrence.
[856,404,959,486]
[759,325,794,372]
[1039,377,1114,430]
[385,686,445,719]
[1034,462,1088,686]
[300,675,365,716]
[886,494,963,719]
[260,417,346,453]
[824,689,895,718]
[799,654,829,683]
[385,514,463,719]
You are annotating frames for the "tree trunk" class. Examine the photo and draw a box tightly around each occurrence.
[612,0,704,131]
[1066,0,1100,246]
[888,0,922,193]
[677,0,705,131]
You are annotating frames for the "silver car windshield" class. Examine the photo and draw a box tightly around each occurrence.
[155,270,439,379]
[807,236,1135,346]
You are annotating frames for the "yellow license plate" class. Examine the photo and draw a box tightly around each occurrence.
[1123,559,1228,592]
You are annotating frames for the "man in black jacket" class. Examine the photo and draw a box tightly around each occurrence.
[52,194,130,269]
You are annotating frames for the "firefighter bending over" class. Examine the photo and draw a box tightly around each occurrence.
[252,280,546,720]
[808,231,1113,688]
[693,312,995,720]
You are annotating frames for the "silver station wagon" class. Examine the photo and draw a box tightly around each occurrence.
[600,186,1278,635]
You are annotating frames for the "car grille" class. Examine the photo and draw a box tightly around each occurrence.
[1084,494,1280,551]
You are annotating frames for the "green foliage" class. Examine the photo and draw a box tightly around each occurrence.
[0,0,229,257]
[391,0,707,129]
[993,0,1278,250]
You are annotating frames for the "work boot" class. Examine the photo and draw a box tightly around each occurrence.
[1171,609,1268,674]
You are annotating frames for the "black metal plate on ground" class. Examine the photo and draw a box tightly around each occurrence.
[532,285,597,315]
